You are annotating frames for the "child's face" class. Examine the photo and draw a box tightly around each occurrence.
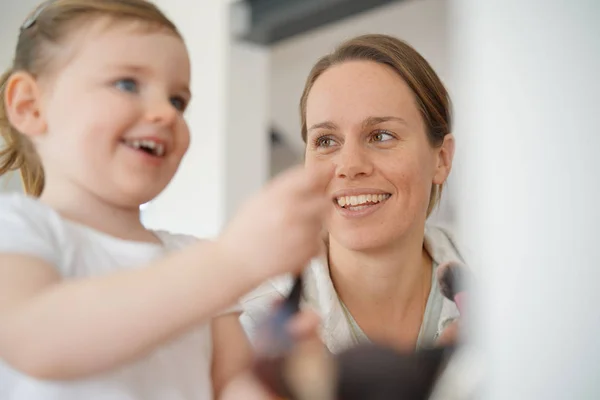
[36,20,191,207]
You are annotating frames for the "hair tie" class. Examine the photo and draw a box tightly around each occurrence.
[20,1,52,32]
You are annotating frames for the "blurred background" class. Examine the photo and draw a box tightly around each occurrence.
[0,0,457,234]
[1,0,599,398]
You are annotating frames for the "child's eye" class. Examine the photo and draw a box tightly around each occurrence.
[114,78,139,93]
[170,96,187,112]
[371,130,394,142]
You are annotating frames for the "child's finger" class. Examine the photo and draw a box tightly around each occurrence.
[286,309,321,341]
[436,319,460,346]
[305,164,335,194]
[300,196,330,221]
[280,165,333,198]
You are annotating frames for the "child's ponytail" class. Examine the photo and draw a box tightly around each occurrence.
[0,69,44,196]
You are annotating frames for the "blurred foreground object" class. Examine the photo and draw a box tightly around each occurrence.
[254,342,454,400]
[453,0,600,398]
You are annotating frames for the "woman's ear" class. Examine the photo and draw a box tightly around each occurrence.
[4,71,47,138]
[433,133,455,185]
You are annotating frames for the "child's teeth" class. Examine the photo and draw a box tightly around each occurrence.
[124,139,166,156]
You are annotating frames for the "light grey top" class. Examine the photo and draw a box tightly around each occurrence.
[241,225,466,354]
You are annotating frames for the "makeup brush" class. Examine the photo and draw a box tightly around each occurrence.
[254,343,453,400]
[258,275,303,355]
[252,275,305,397]
[437,261,470,314]
[336,343,453,400]
[252,271,457,400]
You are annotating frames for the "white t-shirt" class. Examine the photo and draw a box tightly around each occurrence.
[0,193,228,400]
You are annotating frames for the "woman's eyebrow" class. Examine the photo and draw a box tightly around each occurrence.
[362,116,408,128]
[308,121,338,132]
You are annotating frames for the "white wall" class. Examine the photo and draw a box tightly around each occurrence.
[268,0,456,225]
[224,41,270,221]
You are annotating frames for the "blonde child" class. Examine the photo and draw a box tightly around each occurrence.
[0,1,328,399]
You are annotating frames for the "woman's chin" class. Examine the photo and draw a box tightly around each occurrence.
[330,231,392,252]
[328,220,418,252]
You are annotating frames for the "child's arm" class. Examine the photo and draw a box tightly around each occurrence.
[0,242,258,380]
[0,165,330,381]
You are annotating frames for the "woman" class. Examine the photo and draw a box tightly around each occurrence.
[242,34,465,354]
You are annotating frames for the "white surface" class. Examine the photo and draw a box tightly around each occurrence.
[453,0,600,398]
[224,41,270,222]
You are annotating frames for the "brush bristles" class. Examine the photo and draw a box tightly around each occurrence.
[336,344,452,400]
[437,262,465,300]
[254,343,453,400]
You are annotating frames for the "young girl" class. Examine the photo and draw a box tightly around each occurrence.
[0,1,328,399]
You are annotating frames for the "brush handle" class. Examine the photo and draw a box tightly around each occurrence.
[453,292,466,315]
[255,276,304,357]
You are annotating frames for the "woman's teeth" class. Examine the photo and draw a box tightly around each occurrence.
[336,194,391,208]
[123,139,165,157]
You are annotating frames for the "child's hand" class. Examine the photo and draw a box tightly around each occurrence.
[436,319,460,347]
[219,309,323,400]
[219,165,332,282]
[285,308,321,343]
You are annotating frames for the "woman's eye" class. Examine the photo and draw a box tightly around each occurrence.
[170,96,187,112]
[371,131,394,142]
[114,78,139,93]
[315,136,336,148]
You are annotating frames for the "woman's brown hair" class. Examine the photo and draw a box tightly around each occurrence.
[299,34,452,216]
[0,0,180,197]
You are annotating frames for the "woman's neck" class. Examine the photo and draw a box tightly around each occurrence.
[39,179,156,243]
[328,229,432,349]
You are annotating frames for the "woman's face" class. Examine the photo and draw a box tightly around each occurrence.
[304,60,453,251]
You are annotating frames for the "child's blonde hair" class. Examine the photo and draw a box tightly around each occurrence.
[0,0,181,196]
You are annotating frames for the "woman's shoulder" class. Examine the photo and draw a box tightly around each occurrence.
[426,224,471,341]
[241,272,296,317]
[240,255,333,307]
[424,224,471,267]
[239,273,293,342]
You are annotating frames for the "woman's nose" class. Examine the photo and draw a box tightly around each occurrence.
[335,142,374,180]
